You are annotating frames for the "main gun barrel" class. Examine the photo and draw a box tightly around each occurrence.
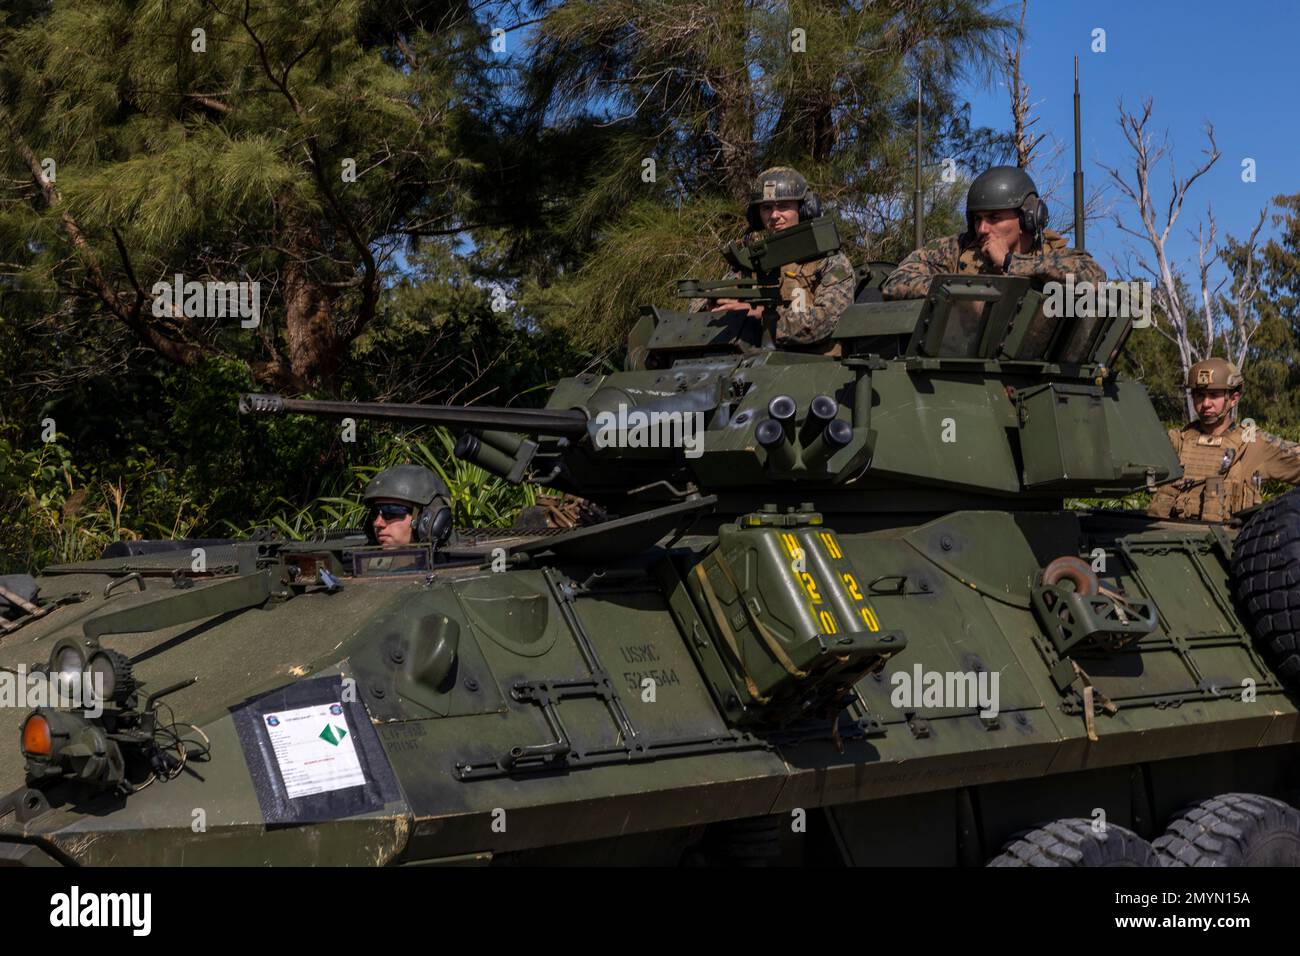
[238,393,589,437]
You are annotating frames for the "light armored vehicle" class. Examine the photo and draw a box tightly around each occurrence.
[5,218,1300,866]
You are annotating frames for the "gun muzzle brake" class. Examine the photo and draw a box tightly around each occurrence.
[239,393,284,415]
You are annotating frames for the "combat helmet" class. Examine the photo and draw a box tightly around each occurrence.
[362,464,452,545]
[746,166,822,232]
[965,165,1049,247]
[1187,357,1244,392]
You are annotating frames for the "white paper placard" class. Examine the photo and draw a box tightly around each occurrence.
[263,702,366,799]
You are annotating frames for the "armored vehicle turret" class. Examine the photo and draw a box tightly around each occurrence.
[5,254,1300,867]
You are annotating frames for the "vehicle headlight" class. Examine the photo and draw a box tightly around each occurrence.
[53,644,84,679]
[50,641,88,700]
[87,649,135,706]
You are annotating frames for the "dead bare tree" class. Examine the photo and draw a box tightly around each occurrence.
[1100,97,1220,417]
[1001,0,1044,169]
[1219,207,1269,370]
[1195,210,1225,359]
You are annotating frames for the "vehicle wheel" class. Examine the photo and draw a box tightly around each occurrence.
[1231,489,1300,690]
[987,818,1157,867]
[1154,793,1300,866]
[719,814,783,866]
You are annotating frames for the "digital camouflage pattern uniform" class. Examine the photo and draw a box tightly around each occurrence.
[690,166,855,348]
[688,250,856,347]
[1147,358,1300,522]
[880,229,1106,300]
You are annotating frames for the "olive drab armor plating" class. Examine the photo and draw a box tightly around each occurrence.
[8,257,1300,868]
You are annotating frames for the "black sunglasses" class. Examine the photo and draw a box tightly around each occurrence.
[373,504,413,521]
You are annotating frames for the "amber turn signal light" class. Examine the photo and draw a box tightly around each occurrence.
[21,714,52,756]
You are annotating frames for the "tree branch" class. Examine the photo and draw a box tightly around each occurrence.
[1,104,210,367]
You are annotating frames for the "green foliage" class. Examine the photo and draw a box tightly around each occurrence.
[3,3,1298,575]
[1235,194,1300,427]
[1065,493,1153,512]
[0,242,585,574]
[0,0,501,393]
[484,0,1012,343]
[223,427,539,538]
[1,412,542,574]
[0,427,143,571]
[356,245,591,404]
[517,196,737,349]
[1118,322,1191,423]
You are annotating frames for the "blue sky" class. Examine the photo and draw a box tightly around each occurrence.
[472,0,1294,292]
[958,0,1298,285]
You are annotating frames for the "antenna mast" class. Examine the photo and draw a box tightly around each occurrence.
[1073,56,1085,250]
[913,77,924,250]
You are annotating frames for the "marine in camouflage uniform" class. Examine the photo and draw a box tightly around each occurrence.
[882,165,1105,300]
[1148,358,1300,522]
[690,166,855,347]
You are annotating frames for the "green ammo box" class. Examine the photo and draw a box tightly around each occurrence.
[679,513,905,726]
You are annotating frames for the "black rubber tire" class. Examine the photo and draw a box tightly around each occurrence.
[1154,793,1300,866]
[720,815,784,865]
[987,818,1158,867]
[1231,489,1300,690]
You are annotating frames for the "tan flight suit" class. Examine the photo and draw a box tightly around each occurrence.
[1147,422,1300,522]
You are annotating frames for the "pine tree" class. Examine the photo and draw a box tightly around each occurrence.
[487,0,1014,347]
[1235,193,1300,427]
[0,0,498,393]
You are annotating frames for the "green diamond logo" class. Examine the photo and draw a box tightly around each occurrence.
[319,724,347,746]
